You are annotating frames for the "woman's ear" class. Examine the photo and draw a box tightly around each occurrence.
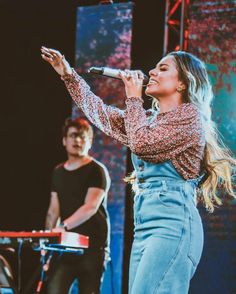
[177,82,186,92]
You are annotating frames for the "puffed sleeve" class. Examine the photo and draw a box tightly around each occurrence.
[63,69,128,146]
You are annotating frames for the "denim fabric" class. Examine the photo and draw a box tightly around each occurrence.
[128,154,204,294]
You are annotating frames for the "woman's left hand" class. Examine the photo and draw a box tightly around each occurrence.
[41,46,72,76]
[120,70,144,99]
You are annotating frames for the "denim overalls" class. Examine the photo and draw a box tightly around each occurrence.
[129,153,204,294]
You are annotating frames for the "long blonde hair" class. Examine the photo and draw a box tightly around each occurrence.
[167,51,236,212]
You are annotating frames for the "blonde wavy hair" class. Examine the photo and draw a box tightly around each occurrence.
[164,51,236,212]
[126,51,236,212]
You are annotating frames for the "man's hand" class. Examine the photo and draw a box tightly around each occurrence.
[52,227,66,233]
[41,46,72,76]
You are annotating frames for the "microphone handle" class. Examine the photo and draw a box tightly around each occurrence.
[102,67,122,79]
[88,67,149,86]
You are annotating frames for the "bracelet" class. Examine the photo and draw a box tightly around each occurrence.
[59,221,68,231]
[60,70,73,81]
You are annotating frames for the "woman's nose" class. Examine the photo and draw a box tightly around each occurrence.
[149,69,158,76]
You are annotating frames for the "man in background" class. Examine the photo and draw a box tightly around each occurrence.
[45,117,110,294]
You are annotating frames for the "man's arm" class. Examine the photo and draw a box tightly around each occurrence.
[62,187,105,230]
[45,192,60,230]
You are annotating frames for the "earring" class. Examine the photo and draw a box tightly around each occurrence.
[177,86,183,92]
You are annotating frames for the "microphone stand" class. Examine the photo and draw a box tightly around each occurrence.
[35,250,53,293]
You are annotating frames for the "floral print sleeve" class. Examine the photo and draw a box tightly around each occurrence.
[124,97,204,163]
[63,69,128,145]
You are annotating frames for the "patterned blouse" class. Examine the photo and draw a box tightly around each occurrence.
[62,69,205,180]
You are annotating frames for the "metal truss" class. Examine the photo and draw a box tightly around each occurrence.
[163,0,190,56]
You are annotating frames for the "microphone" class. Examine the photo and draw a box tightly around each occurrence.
[88,67,149,86]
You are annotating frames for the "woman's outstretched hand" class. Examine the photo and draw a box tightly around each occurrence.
[41,46,72,76]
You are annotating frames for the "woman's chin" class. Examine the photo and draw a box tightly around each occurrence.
[145,87,152,96]
[145,89,158,99]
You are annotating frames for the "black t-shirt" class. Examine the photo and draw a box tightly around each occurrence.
[51,159,110,248]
